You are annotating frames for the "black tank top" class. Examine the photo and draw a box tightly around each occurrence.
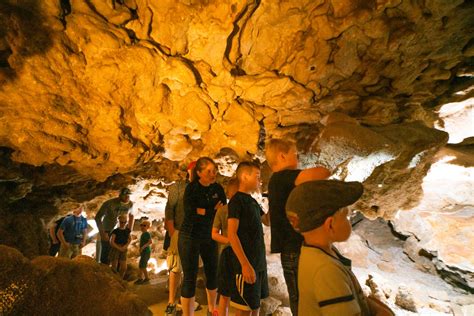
[268,169,304,253]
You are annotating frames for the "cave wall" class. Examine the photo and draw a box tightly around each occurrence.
[0,0,472,182]
[0,0,473,262]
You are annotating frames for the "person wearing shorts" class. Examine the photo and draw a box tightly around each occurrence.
[109,214,131,279]
[164,161,195,315]
[228,162,269,316]
[135,220,152,285]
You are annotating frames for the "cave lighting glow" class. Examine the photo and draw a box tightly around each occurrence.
[435,97,474,144]
[344,152,395,182]
[128,178,170,221]
[146,258,168,274]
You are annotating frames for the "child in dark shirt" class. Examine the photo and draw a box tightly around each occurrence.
[228,162,268,316]
[265,138,330,315]
[135,220,152,285]
[109,214,131,278]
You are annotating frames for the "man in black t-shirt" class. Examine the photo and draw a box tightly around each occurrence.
[228,162,269,315]
[265,139,330,316]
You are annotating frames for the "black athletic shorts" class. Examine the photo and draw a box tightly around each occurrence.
[217,247,233,297]
[230,269,269,311]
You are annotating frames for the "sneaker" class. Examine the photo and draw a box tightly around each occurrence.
[165,304,176,316]
[134,279,143,285]
[194,302,202,311]
[142,278,150,284]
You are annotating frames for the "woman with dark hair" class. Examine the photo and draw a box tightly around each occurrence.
[179,157,227,316]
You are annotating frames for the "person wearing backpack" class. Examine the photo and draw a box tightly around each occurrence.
[58,204,88,259]
[49,215,68,256]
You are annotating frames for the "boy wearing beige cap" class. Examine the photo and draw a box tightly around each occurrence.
[286,180,394,316]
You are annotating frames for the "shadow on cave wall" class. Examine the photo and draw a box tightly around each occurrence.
[0,0,56,85]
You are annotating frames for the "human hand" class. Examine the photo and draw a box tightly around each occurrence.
[101,232,109,241]
[214,201,224,211]
[242,263,256,284]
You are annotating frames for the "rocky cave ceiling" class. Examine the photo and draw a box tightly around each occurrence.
[0,0,473,310]
[0,0,473,219]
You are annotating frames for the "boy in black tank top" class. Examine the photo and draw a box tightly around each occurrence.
[265,139,330,315]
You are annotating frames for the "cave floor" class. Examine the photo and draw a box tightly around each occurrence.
[128,273,237,315]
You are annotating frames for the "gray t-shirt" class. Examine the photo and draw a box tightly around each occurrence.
[164,180,187,230]
[213,205,229,252]
[95,197,133,232]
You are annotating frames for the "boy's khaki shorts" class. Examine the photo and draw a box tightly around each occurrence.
[166,230,182,273]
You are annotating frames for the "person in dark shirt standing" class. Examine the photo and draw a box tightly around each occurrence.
[49,215,68,256]
[178,157,227,316]
[228,162,269,316]
[109,214,131,279]
[265,139,330,315]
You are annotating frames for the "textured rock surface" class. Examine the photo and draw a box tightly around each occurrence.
[0,245,150,315]
[392,141,474,290]
[312,118,448,218]
[0,1,473,312]
[0,0,472,182]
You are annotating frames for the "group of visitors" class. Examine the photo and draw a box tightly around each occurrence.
[47,137,395,316]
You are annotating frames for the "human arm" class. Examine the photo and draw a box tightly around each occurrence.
[140,233,153,253]
[212,208,229,244]
[228,218,256,284]
[128,212,134,231]
[81,226,87,248]
[212,227,229,244]
[49,223,58,244]
[314,264,363,316]
[109,233,120,250]
[123,234,132,252]
[164,184,179,236]
[294,166,330,186]
[261,212,270,226]
[95,202,108,241]
[57,228,68,248]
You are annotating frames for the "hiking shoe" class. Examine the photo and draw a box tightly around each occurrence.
[165,304,176,316]
[134,279,143,285]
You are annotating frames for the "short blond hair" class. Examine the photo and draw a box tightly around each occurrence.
[265,138,296,168]
[141,220,151,228]
[118,214,128,222]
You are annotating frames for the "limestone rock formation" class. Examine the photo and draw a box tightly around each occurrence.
[0,0,472,183]
[0,245,150,315]
[0,1,473,313]
[312,117,448,218]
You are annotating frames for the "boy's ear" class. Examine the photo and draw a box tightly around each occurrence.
[323,216,334,231]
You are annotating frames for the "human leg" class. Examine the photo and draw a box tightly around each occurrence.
[200,239,218,312]
[178,233,200,316]
[100,239,111,264]
[280,251,300,316]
